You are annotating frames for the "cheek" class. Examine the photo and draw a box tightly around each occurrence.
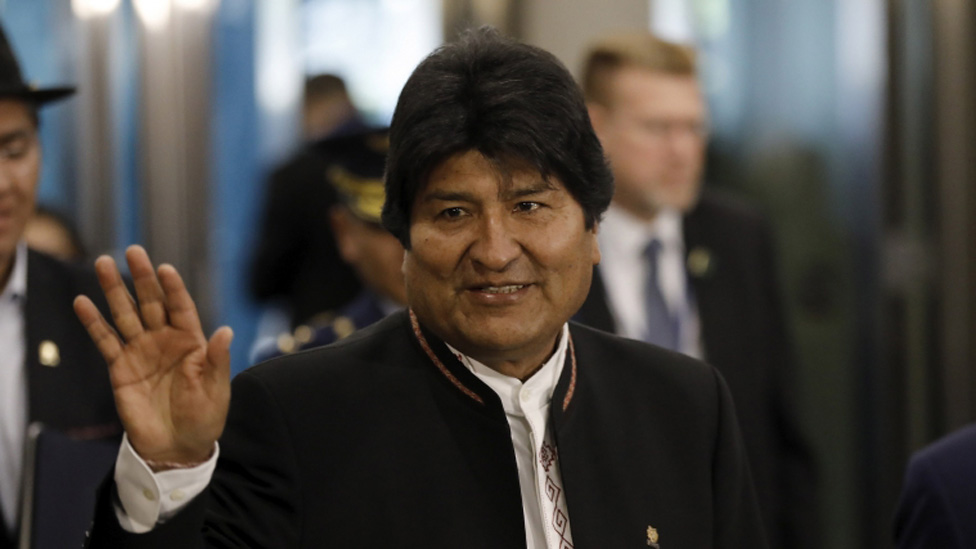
[15,164,41,200]
[402,254,422,301]
[536,228,594,274]
[407,227,459,277]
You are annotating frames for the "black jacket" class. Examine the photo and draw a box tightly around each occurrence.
[1,250,120,548]
[88,310,767,548]
[577,191,817,548]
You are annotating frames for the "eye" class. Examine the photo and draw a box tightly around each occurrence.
[0,136,31,160]
[514,201,541,213]
[439,206,466,220]
[641,120,669,136]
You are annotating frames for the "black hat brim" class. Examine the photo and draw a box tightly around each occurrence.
[0,84,75,105]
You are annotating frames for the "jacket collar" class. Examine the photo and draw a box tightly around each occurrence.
[407,309,577,414]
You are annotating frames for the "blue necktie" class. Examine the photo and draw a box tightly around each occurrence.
[643,239,680,351]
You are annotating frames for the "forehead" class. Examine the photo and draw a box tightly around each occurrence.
[421,150,556,197]
[0,98,36,133]
[608,67,705,117]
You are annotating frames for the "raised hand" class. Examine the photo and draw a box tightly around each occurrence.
[73,245,233,469]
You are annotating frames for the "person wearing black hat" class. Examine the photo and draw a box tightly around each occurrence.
[252,128,406,362]
[0,24,119,549]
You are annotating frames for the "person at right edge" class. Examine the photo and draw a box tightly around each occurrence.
[575,31,818,548]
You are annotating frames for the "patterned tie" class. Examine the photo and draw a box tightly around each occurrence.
[643,239,680,351]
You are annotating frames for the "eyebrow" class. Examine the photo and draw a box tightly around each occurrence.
[0,129,32,146]
[422,190,476,203]
[502,180,558,201]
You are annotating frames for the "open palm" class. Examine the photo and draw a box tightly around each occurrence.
[74,245,232,468]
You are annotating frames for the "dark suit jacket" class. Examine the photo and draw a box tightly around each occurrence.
[24,250,120,436]
[894,423,976,548]
[87,311,767,548]
[576,190,816,548]
[1,250,121,547]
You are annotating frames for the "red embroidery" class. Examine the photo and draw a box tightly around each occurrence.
[409,309,484,405]
[544,472,574,547]
[540,441,557,473]
[409,309,578,412]
[562,336,577,412]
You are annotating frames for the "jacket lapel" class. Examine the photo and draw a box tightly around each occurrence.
[24,251,119,435]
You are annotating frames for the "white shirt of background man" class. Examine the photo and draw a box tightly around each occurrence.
[597,204,703,359]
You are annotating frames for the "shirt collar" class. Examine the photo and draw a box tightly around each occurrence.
[448,323,570,417]
[0,242,28,303]
[600,203,685,259]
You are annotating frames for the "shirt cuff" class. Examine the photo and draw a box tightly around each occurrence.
[113,433,219,533]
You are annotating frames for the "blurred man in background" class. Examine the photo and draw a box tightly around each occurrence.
[252,128,405,362]
[575,31,817,548]
[250,74,370,331]
[0,24,118,548]
[299,74,364,141]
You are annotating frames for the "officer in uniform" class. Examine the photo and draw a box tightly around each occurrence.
[253,128,405,363]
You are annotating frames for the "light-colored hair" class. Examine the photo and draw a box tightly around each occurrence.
[581,32,698,106]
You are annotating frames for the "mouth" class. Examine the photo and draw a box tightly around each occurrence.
[463,283,533,304]
[475,284,527,294]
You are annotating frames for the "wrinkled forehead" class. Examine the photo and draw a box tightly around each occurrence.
[425,149,555,191]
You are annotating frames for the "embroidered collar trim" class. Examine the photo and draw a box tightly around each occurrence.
[408,308,578,411]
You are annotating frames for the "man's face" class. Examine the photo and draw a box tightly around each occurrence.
[404,150,600,373]
[0,99,40,277]
[330,208,407,306]
[589,67,707,219]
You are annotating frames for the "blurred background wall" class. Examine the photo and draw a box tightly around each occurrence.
[3,0,975,547]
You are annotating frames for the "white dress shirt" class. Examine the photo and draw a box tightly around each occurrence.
[448,323,573,549]
[113,434,219,533]
[0,242,29,532]
[114,324,576,548]
[597,204,703,359]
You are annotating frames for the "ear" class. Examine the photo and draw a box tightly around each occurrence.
[329,207,357,264]
[587,102,607,136]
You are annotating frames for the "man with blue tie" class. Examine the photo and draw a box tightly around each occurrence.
[575,31,818,549]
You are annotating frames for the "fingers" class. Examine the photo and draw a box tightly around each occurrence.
[126,246,167,330]
[98,244,207,341]
[94,254,145,342]
[206,326,234,382]
[73,295,123,365]
[157,263,204,335]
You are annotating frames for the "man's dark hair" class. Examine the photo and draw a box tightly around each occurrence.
[381,26,614,248]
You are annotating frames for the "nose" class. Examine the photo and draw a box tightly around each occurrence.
[468,212,521,271]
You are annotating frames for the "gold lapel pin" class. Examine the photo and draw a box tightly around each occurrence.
[687,246,714,278]
[39,340,60,367]
[646,525,660,547]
